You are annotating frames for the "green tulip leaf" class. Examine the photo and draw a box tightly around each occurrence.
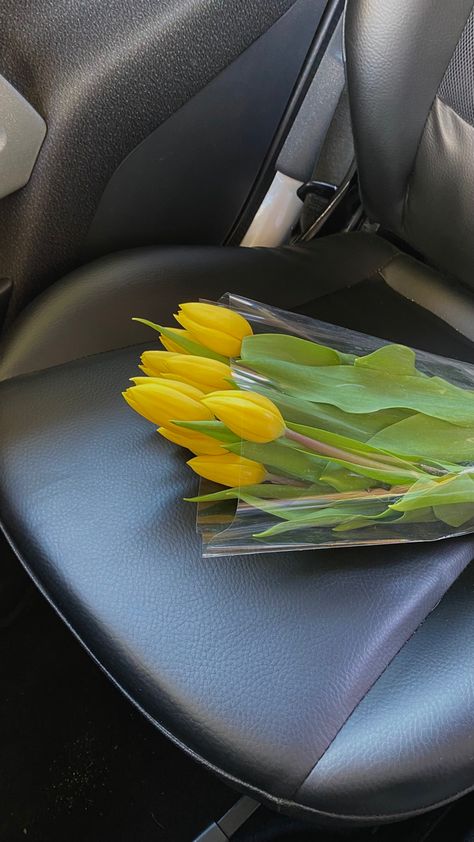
[390,472,474,516]
[240,333,344,366]
[319,463,377,492]
[237,494,323,521]
[132,318,228,363]
[186,482,326,503]
[333,506,437,532]
[433,503,474,527]
[287,422,423,469]
[285,423,427,485]
[174,420,239,444]
[236,382,412,442]
[369,413,474,462]
[302,455,420,487]
[242,358,474,425]
[254,500,388,538]
[354,344,420,376]
[226,439,327,483]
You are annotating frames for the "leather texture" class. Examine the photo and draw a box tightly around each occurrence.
[438,5,474,127]
[1,234,474,826]
[83,0,327,260]
[380,246,474,342]
[0,232,400,381]
[0,0,296,322]
[405,97,474,289]
[297,558,474,820]
[345,0,474,289]
[3,0,474,828]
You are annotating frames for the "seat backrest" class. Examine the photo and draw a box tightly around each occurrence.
[345,0,474,287]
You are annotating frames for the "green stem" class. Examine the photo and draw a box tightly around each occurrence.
[237,486,406,512]
[265,472,307,487]
[284,428,401,473]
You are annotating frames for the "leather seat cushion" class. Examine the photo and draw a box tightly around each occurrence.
[1,233,474,826]
[2,232,474,381]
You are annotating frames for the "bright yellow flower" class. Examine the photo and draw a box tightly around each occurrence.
[141,352,233,392]
[159,328,192,354]
[123,382,213,430]
[130,376,205,400]
[138,351,174,375]
[187,452,266,487]
[174,302,252,358]
[202,390,285,443]
[158,426,226,456]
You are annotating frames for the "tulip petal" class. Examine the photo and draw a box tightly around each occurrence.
[133,318,228,362]
[175,312,242,358]
[187,453,266,487]
[129,377,205,400]
[160,335,190,354]
[140,351,177,375]
[178,302,252,340]
[164,355,233,391]
[122,382,213,429]
[202,390,286,443]
[157,426,226,455]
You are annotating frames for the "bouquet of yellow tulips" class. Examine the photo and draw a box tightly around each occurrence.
[123,294,474,555]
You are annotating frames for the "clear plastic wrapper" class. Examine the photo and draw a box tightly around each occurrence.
[192,294,474,556]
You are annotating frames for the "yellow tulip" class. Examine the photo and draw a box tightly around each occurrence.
[131,377,161,385]
[130,376,205,400]
[187,452,266,487]
[158,426,226,456]
[202,390,286,443]
[159,328,192,354]
[142,352,232,391]
[174,302,252,358]
[138,351,174,375]
[122,382,213,430]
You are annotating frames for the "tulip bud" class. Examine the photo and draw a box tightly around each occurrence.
[123,382,213,430]
[159,328,192,354]
[142,352,233,393]
[158,426,226,456]
[187,452,266,487]
[174,302,252,358]
[202,390,286,443]
[130,376,205,400]
[139,351,176,376]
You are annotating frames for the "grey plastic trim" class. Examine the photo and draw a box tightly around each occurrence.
[0,75,46,200]
[218,796,260,836]
[194,825,227,842]
[194,796,260,841]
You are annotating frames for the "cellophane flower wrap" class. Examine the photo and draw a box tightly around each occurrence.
[124,294,474,557]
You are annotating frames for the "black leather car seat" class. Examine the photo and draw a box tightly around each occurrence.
[2,0,474,829]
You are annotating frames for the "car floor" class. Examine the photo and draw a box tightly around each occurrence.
[0,540,237,842]
[1,537,474,842]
